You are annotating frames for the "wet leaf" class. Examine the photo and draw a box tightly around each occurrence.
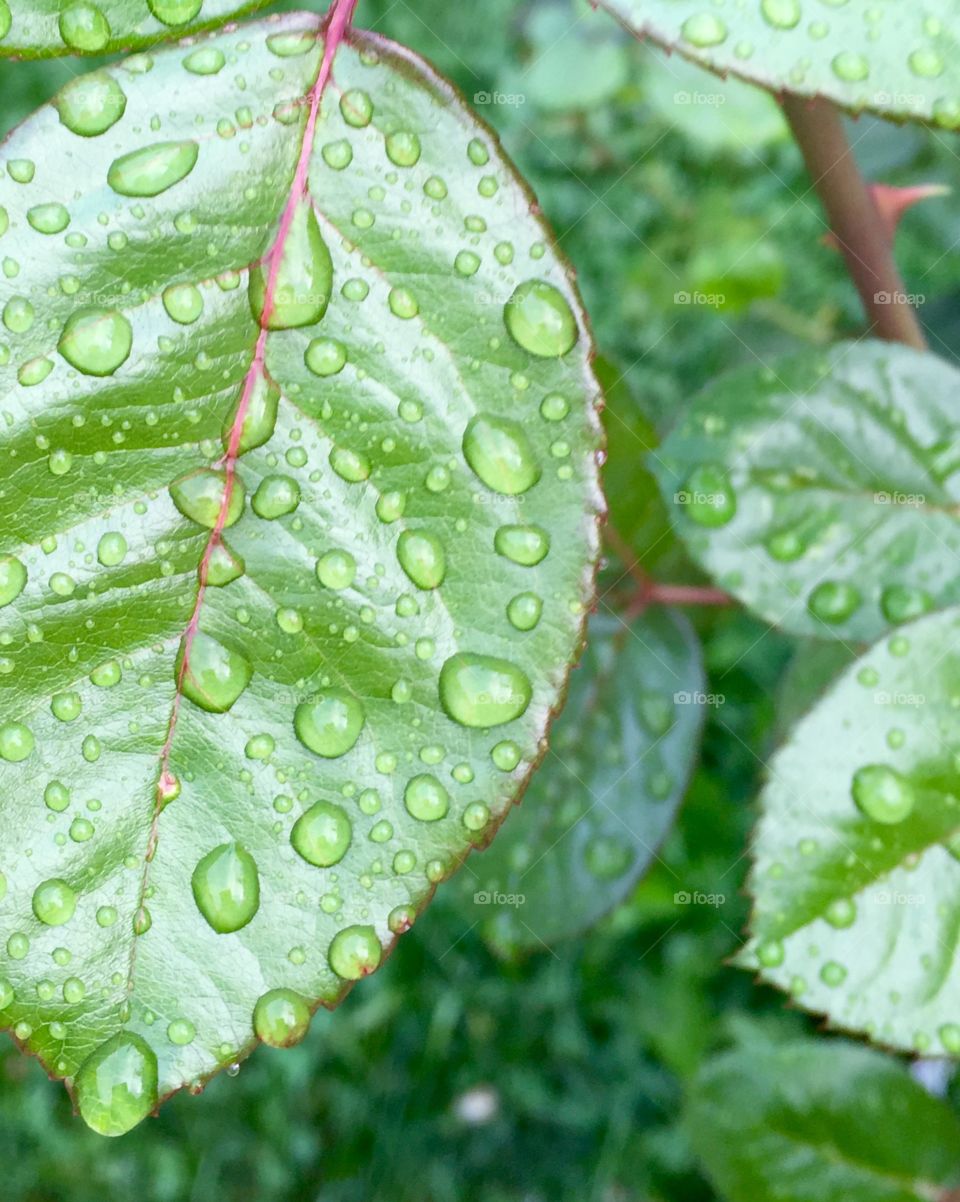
[742,607,960,1053]
[457,608,704,955]
[0,14,602,1132]
[599,0,960,127]
[653,340,960,642]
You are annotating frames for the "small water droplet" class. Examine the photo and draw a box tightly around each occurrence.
[291,800,352,865]
[808,580,860,624]
[494,524,549,566]
[328,924,381,979]
[851,763,914,824]
[504,280,577,357]
[404,773,449,821]
[58,307,132,376]
[463,414,541,496]
[397,530,445,589]
[294,691,365,758]
[191,842,260,933]
[32,878,77,926]
[254,988,311,1047]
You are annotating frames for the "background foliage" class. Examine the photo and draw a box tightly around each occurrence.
[5,0,960,1198]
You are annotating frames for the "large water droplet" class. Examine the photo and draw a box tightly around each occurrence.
[404,773,449,821]
[808,580,860,624]
[28,203,70,235]
[494,524,549,566]
[249,200,332,330]
[831,51,869,82]
[439,653,532,728]
[108,141,199,197]
[681,464,736,526]
[58,307,132,377]
[880,584,932,624]
[317,549,356,590]
[462,414,541,495]
[294,691,365,758]
[97,532,127,567]
[305,337,347,377]
[851,764,915,824]
[340,89,374,127]
[32,878,77,926]
[254,988,311,1047]
[0,722,34,762]
[169,467,245,528]
[59,2,111,52]
[0,555,26,607]
[397,530,446,589]
[385,130,421,167]
[56,73,127,137]
[290,800,352,866]
[252,475,300,519]
[75,1033,158,1137]
[328,925,381,979]
[177,631,252,713]
[222,375,279,455]
[183,46,225,74]
[504,280,578,357]
[206,542,245,587]
[162,282,203,325]
[192,842,260,933]
[760,0,801,29]
[148,0,201,21]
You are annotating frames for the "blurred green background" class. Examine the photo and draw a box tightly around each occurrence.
[4,1,960,1198]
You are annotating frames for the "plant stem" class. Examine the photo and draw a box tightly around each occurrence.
[783,95,926,351]
[605,526,733,613]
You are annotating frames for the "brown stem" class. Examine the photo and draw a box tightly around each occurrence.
[644,583,732,607]
[783,95,926,351]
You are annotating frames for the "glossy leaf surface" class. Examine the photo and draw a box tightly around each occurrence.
[0,12,602,1132]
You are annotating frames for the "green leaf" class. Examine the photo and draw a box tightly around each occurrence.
[0,14,602,1133]
[654,340,960,642]
[742,606,960,1053]
[598,0,960,127]
[455,608,704,955]
[0,1,275,58]
[688,1038,960,1202]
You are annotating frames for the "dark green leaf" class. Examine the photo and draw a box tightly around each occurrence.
[456,608,704,955]
[654,341,960,642]
[0,14,602,1132]
[689,1038,960,1202]
[743,606,960,1053]
[599,0,960,127]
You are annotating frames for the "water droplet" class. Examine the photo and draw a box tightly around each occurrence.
[0,721,34,762]
[322,139,353,169]
[385,130,421,167]
[32,878,77,926]
[90,659,121,688]
[908,48,944,78]
[340,89,373,127]
[162,282,203,324]
[59,1,111,52]
[681,12,727,46]
[108,140,198,197]
[329,446,371,482]
[51,691,82,722]
[97,531,127,566]
[454,250,480,276]
[760,0,801,28]
[254,988,311,1047]
[167,1018,195,1045]
[852,763,915,824]
[494,524,549,566]
[756,939,784,968]
[252,474,300,520]
[504,280,578,357]
[177,631,251,713]
[191,842,260,933]
[148,0,202,25]
[45,781,70,812]
[328,924,381,979]
[58,307,132,376]
[397,530,445,589]
[56,72,127,137]
[27,203,70,235]
[249,200,332,330]
[940,1023,960,1054]
[7,159,35,184]
[317,549,356,590]
[507,592,542,631]
[820,960,847,987]
[206,542,245,586]
[294,691,365,758]
[75,1033,158,1137]
[3,296,34,333]
[70,816,94,842]
[305,337,347,376]
[682,464,736,526]
[491,740,521,771]
[184,46,225,74]
[170,467,244,528]
[462,414,541,496]
[831,51,869,82]
[439,653,532,728]
[388,287,419,319]
[222,374,279,455]
[0,556,26,607]
[585,835,631,880]
[291,800,352,866]
[808,580,860,624]
[540,393,569,421]
[404,773,449,821]
[880,584,932,624]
